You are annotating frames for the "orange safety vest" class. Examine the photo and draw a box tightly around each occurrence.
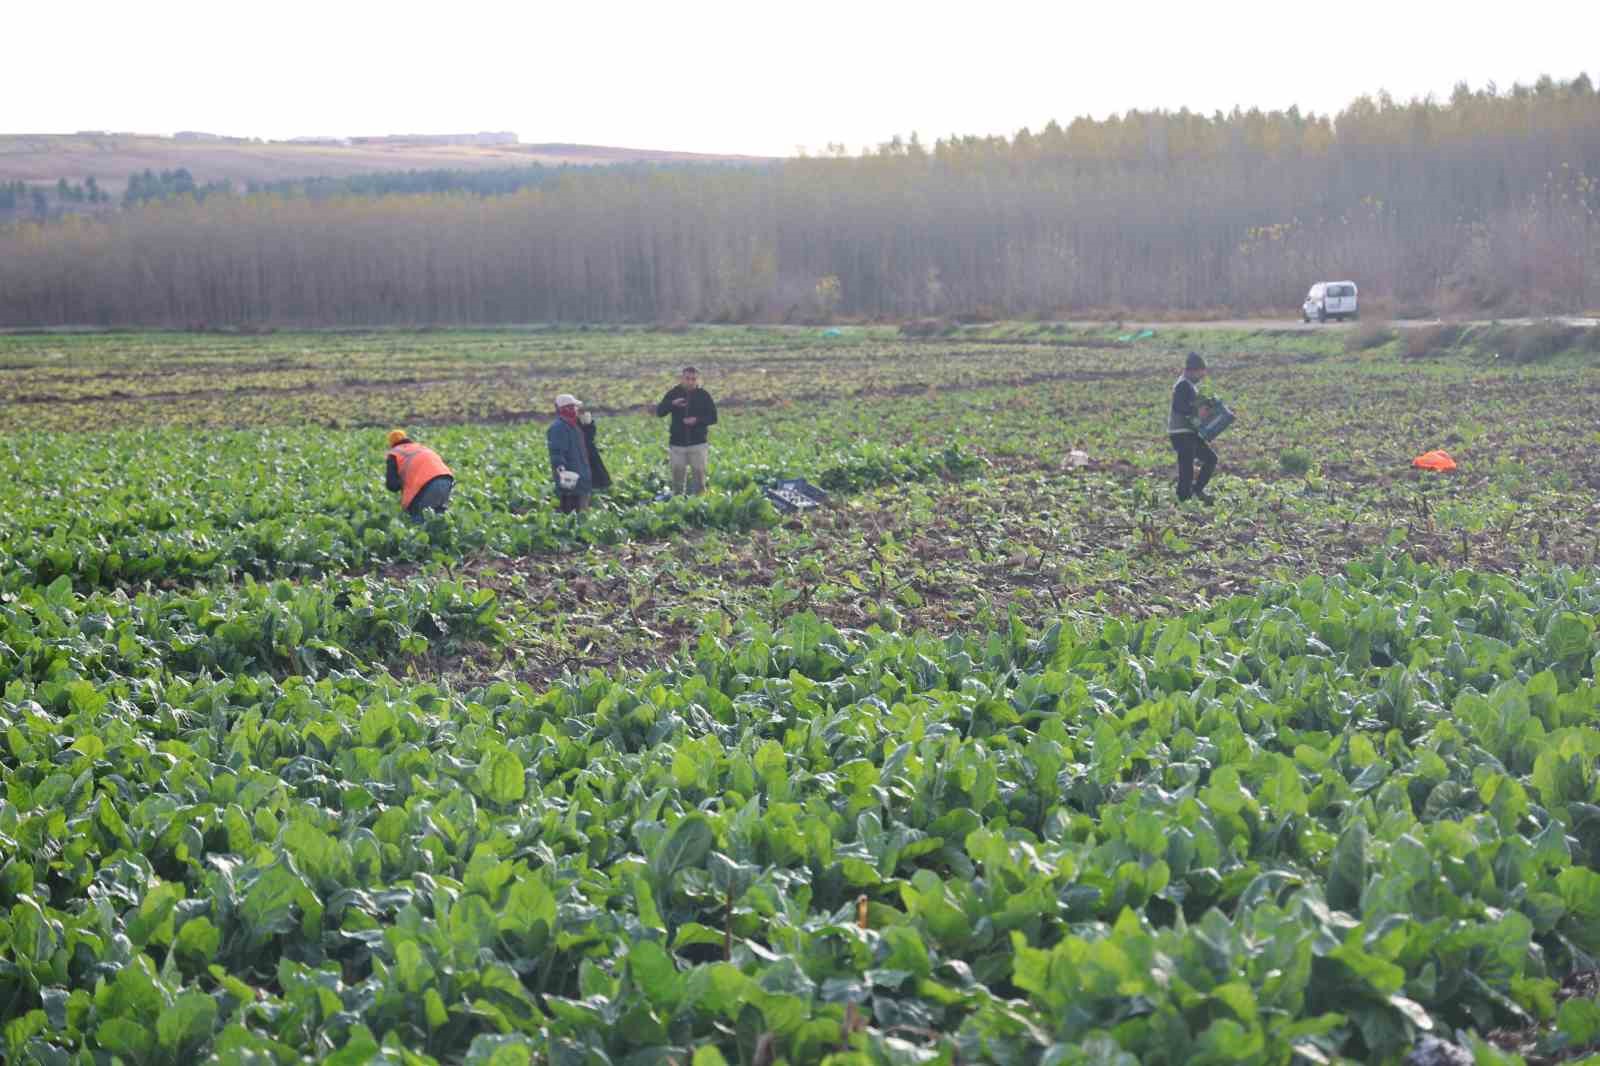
[1411,449,1457,472]
[388,442,453,509]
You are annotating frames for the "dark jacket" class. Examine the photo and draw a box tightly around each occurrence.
[547,419,593,495]
[655,386,718,446]
[1168,376,1200,435]
[581,418,612,490]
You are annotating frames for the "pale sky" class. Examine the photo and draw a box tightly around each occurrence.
[7,0,1597,157]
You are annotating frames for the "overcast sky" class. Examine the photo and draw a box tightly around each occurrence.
[7,0,1597,157]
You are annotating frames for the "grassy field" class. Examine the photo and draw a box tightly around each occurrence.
[3,324,1600,1065]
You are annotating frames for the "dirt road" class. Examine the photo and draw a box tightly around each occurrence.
[1054,316,1600,331]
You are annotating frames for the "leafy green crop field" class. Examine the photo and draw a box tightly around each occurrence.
[3,325,1600,1065]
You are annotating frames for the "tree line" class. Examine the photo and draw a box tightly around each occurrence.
[2,75,1597,327]
[241,160,768,202]
[244,165,557,200]
[123,168,232,206]
[0,178,108,218]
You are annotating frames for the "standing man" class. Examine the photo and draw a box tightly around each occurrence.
[385,429,454,521]
[655,365,717,496]
[547,393,593,513]
[1168,351,1218,504]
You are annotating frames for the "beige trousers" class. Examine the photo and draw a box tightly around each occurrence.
[669,444,709,495]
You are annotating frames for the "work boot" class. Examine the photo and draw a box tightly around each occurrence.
[1194,489,1215,506]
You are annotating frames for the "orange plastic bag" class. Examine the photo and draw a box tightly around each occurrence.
[1412,450,1457,472]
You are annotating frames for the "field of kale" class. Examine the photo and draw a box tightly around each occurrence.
[3,323,1600,1065]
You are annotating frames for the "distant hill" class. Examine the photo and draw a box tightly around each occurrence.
[0,133,774,195]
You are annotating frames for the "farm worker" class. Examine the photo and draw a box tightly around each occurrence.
[655,364,718,495]
[577,401,612,493]
[385,430,454,521]
[547,393,593,513]
[1168,351,1218,504]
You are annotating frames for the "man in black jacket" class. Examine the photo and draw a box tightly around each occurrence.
[655,365,718,495]
[1168,351,1218,504]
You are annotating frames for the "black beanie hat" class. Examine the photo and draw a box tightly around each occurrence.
[1186,351,1207,370]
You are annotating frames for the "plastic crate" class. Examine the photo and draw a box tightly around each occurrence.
[764,478,830,513]
[1198,401,1236,441]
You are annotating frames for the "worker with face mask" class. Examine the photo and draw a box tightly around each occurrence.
[547,393,593,513]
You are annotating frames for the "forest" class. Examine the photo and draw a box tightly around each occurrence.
[1,75,1597,326]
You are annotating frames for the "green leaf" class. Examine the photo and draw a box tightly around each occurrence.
[839,856,882,887]
[881,926,932,980]
[395,938,435,993]
[127,881,185,948]
[1558,867,1600,918]
[175,916,221,964]
[96,1017,154,1059]
[1546,612,1591,666]
[324,1025,383,1066]
[672,922,726,951]
[156,990,219,1052]
[685,963,756,1018]
[692,1046,730,1066]
[475,745,526,806]
[358,703,398,747]
[1330,942,1404,996]
[652,813,714,884]
[1326,818,1369,912]
[463,1034,539,1066]
[629,940,682,1009]
[1558,997,1600,1046]
[425,987,449,1031]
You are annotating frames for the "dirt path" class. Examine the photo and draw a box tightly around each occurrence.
[1050,316,1600,332]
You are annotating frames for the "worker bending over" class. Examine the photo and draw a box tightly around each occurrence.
[385,429,454,521]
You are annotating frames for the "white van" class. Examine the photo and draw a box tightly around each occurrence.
[1302,281,1359,323]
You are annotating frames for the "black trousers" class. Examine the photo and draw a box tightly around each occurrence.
[1170,434,1217,501]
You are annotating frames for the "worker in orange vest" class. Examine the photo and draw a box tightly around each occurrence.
[385,429,454,521]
